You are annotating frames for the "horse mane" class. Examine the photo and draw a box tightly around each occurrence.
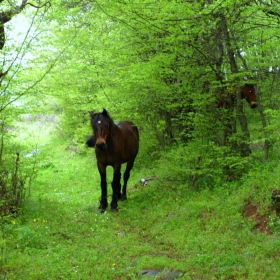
[105,112,115,129]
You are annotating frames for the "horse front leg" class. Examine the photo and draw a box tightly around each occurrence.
[111,164,121,211]
[98,164,108,212]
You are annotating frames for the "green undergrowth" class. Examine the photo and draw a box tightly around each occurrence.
[1,129,280,279]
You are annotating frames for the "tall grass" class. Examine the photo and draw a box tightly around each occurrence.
[1,117,280,279]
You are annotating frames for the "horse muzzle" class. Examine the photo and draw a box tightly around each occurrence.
[250,102,257,109]
[96,142,107,150]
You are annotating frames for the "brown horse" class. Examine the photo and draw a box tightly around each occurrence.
[88,109,139,212]
[218,84,257,109]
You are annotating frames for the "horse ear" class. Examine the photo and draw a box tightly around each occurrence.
[89,111,95,118]
[102,108,108,116]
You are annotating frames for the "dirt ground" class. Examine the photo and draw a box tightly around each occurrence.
[243,203,272,234]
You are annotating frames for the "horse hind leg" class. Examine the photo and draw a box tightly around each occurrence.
[122,159,135,201]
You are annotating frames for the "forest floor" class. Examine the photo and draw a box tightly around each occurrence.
[1,117,280,279]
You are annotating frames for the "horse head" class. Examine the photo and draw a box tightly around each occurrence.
[218,84,257,109]
[90,109,113,150]
[240,84,257,108]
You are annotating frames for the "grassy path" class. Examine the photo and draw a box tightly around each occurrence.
[1,121,280,279]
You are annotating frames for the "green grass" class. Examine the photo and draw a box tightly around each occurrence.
[1,120,280,279]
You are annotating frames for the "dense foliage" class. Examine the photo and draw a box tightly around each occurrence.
[36,0,280,181]
[2,1,280,213]
[0,1,52,215]
[0,0,280,211]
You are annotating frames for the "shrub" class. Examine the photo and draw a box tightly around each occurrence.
[0,151,36,215]
[0,120,37,215]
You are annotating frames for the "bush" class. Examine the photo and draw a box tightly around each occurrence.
[155,139,253,189]
[0,150,36,215]
[0,119,37,216]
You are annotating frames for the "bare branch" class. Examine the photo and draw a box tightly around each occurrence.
[26,1,51,9]
[0,26,82,113]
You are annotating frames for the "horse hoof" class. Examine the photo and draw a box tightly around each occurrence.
[121,196,127,201]
[111,207,118,212]
[98,207,106,213]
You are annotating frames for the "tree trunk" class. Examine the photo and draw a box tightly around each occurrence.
[254,85,270,159]
[220,13,251,157]
[235,86,251,156]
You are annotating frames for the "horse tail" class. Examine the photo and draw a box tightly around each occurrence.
[86,135,96,148]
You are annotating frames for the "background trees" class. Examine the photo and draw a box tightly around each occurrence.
[0,1,51,213]
[34,0,280,182]
[2,0,280,211]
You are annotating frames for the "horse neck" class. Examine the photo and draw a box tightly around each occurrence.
[107,123,119,143]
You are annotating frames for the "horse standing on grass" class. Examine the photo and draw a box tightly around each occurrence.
[87,109,139,212]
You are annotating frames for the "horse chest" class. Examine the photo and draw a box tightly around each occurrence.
[95,148,124,166]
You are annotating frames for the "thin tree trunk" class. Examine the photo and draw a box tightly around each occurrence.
[254,85,270,159]
[236,86,251,156]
